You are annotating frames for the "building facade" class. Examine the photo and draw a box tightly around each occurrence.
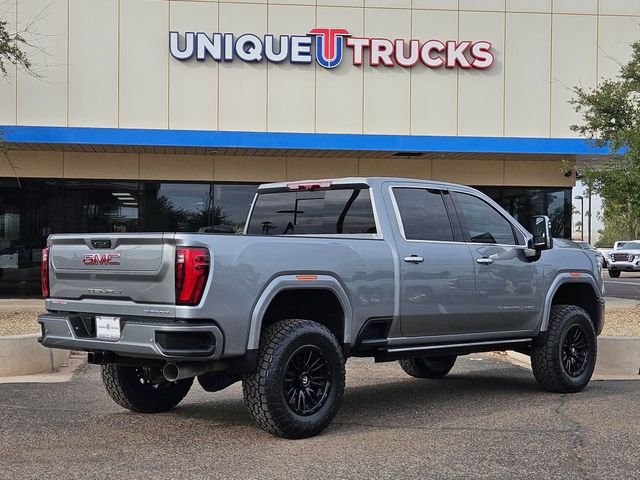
[1,0,638,296]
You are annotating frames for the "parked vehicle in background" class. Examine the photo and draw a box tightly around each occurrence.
[598,248,613,267]
[608,241,640,278]
[574,241,606,268]
[37,178,605,439]
[614,241,630,251]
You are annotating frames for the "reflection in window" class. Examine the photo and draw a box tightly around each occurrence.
[393,188,454,241]
[478,187,571,239]
[63,181,140,233]
[246,188,377,235]
[454,193,516,245]
[141,183,211,232]
[212,184,259,233]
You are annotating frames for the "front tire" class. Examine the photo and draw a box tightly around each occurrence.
[608,269,621,278]
[242,319,345,439]
[399,355,457,379]
[101,364,193,413]
[531,305,597,393]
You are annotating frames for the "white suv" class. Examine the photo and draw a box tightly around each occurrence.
[608,241,640,278]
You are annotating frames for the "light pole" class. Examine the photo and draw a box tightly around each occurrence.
[575,195,584,241]
[587,189,592,245]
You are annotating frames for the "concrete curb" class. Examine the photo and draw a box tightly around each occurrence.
[503,336,640,381]
[0,334,70,377]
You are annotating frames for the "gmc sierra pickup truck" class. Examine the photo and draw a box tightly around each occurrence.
[38,177,605,439]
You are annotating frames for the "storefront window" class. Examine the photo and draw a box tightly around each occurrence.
[141,183,212,232]
[63,181,140,233]
[212,184,259,233]
[478,187,571,239]
[0,179,570,297]
[0,179,63,297]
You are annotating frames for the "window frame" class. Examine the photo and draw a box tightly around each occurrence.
[390,186,465,244]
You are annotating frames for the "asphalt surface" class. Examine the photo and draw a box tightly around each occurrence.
[1,356,639,479]
[604,273,640,300]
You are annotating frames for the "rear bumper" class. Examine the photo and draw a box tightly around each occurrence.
[38,313,224,361]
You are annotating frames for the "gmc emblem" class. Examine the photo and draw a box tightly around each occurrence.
[83,253,121,266]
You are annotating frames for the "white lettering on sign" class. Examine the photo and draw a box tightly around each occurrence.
[169,28,495,70]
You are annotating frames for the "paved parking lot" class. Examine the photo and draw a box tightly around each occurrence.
[604,273,640,300]
[1,355,639,480]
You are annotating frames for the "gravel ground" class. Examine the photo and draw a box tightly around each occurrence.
[602,307,640,337]
[0,311,43,336]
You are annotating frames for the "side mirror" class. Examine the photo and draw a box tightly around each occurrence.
[531,215,553,251]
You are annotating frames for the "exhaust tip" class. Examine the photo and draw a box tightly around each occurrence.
[163,363,180,382]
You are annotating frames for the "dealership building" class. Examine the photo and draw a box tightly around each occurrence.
[0,0,638,296]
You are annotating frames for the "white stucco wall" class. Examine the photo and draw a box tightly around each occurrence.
[0,0,638,138]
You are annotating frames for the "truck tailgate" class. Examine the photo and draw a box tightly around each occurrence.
[47,233,176,316]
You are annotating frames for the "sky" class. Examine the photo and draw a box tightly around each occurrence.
[571,181,603,243]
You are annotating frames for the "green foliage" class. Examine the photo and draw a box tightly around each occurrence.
[571,40,640,241]
[1,14,31,153]
[0,17,30,76]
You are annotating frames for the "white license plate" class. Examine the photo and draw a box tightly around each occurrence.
[95,316,121,341]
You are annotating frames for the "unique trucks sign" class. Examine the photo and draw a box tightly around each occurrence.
[169,28,494,70]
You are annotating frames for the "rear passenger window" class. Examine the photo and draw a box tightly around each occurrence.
[453,193,516,245]
[393,188,454,241]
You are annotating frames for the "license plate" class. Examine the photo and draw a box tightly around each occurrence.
[95,316,121,341]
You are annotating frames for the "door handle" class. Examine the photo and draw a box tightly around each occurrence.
[404,255,424,264]
[476,257,494,265]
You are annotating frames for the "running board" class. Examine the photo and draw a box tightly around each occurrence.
[374,338,532,362]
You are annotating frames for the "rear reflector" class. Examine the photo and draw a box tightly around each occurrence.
[176,247,210,306]
[41,247,50,298]
[296,275,318,281]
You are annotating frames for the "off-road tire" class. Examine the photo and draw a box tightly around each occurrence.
[399,355,457,379]
[608,269,621,278]
[242,319,345,439]
[101,364,193,413]
[531,305,597,393]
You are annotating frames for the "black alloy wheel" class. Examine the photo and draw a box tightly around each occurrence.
[531,304,597,393]
[243,319,345,439]
[283,345,331,416]
[561,325,589,377]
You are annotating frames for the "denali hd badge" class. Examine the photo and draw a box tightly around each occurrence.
[169,28,494,70]
[83,253,121,266]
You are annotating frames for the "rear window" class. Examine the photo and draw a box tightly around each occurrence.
[246,188,377,236]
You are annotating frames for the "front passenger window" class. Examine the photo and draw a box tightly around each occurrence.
[453,193,516,245]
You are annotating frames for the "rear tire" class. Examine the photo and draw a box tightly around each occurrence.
[608,269,621,278]
[101,364,193,413]
[531,305,597,393]
[399,355,457,379]
[242,319,345,439]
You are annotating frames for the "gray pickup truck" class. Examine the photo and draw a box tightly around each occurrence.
[38,177,605,439]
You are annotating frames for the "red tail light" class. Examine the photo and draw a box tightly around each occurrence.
[41,247,50,298]
[175,247,210,306]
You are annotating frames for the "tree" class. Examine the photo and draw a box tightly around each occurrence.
[571,40,640,241]
[0,9,29,152]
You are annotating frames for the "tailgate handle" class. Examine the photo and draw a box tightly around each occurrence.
[91,239,112,249]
